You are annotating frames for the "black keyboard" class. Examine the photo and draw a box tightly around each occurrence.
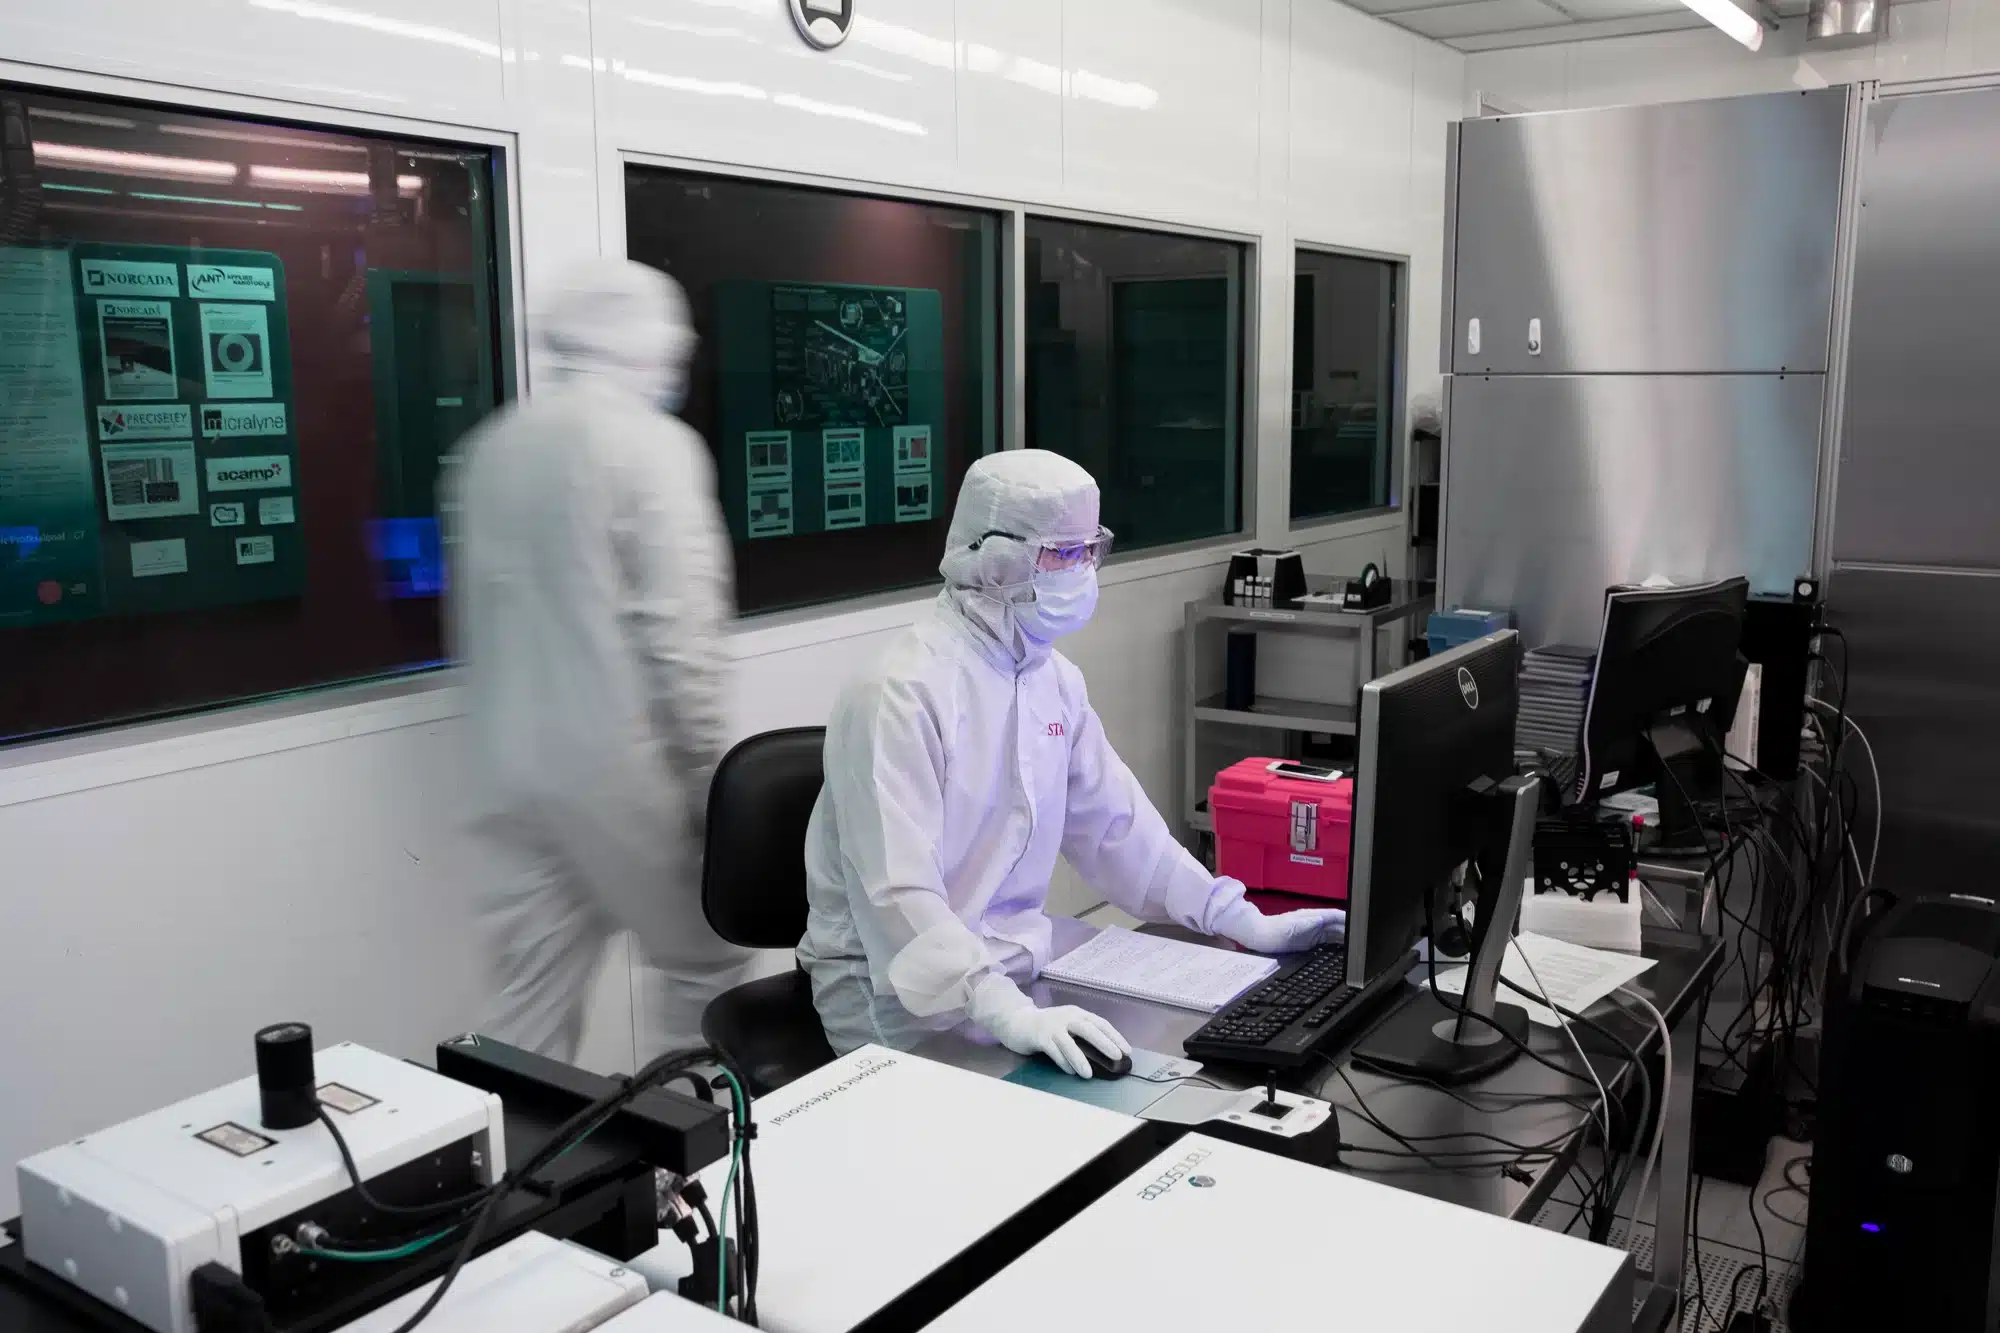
[1182,944,1376,1069]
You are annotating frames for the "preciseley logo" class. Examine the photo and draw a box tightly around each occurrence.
[1457,667,1480,710]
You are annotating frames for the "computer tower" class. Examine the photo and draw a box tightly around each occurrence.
[1739,592,1815,779]
[1792,893,2000,1332]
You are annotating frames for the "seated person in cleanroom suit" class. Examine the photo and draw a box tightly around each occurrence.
[797,450,1344,1076]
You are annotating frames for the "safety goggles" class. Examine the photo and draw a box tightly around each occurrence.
[972,526,1115,572]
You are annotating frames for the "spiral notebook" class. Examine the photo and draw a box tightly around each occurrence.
[1041,927,1278,1013]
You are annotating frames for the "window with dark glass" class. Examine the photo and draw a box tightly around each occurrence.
[1024,217,1246,553]
[0,83,508,744]
[1290,248,1401,523]
[624,167,1000,616]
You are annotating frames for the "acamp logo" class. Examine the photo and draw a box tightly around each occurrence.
[205,455,292,492]
[1137,1146,1214,1201]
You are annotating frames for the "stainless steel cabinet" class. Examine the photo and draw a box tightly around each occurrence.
[1835,85,2000,569]
[1449,90,1847,376]
[1444,373,1822,646]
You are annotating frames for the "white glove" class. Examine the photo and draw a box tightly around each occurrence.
[1213,897,1345,954]
[967,974,1132,1079]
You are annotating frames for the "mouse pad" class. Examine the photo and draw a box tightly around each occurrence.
[1001,1047,1202,1115]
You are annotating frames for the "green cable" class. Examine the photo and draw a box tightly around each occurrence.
[297,1228,457,1263]
[713,1068,749,1317]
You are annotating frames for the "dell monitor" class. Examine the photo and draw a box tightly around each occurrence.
[1344,630,1543,1084]
[1574,577,1750,850]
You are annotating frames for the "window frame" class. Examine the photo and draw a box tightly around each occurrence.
[0,60,525,754]
[1285,241,1410,537]
[614,149,1013,618]
[1019,204,1259,571]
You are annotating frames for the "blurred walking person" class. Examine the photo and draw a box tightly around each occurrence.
[447,258,758,1061]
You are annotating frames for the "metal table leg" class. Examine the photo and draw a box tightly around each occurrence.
[1635,993,1703,1332]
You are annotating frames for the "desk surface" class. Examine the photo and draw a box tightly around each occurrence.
[922,918,1723,1225]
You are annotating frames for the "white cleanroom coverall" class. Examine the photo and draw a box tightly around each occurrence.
[449,258,759,1061]
[798,449,1344,1075]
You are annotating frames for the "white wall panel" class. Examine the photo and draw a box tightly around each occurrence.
[0,0,508,121]
[1060,0,1265,227]
[1290,0,1417,255]
[955,0,1065,199]
[594,0,957,188]
[505,0,605,387]
[1407,39,1461,408]
[0,716,502,1217]
[1946,0,2000,76]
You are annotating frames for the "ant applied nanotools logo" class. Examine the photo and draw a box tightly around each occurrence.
[185,265,276,302]
[1458,666,1480,710]
[1138,1146,1214,1201]
[95,403,192,442]
[790,0,853,49]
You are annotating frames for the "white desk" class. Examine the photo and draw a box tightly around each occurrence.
[687,1045,1144,1333]
[926,1133,1633,1333]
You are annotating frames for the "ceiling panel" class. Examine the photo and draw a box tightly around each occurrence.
[1331,0,1834,51]
[1553,0,1688,19]
[1393,0,1575,39]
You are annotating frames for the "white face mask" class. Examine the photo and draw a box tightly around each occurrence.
[1016,565,1099,644]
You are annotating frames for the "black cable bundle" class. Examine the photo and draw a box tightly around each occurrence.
[311,1047,761,1330]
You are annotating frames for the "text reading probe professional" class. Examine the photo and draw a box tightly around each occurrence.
[798,450,1344,1076]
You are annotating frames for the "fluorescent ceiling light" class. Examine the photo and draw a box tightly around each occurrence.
[28,109,137,129]
[161,124,367,154]
[1679,0,1765,51]
[246,164,425,194]
[33,142,238,182]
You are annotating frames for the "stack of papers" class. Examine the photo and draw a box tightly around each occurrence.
[1516,643,1595,776]
[1041,926,1278,1013]
[1429,931,1655,1027]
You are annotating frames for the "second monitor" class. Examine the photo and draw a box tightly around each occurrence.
[1347,629,1543,1083]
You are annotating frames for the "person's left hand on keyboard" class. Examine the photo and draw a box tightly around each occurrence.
[1210,895,1345,954]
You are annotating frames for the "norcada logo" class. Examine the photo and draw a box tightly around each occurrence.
[1137,1146,1213,1201]
[214,463,283,484]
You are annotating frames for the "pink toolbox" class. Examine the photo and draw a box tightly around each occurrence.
[1207,757,1354,903]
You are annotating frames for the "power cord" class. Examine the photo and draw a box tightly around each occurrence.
[304,1047,759,1330]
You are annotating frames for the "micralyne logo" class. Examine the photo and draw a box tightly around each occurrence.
[1138,1146,1214,1201]
[201,402,288,439]
[205,456,292,492]
[1457,667,1480,710]
[186,265,277,302]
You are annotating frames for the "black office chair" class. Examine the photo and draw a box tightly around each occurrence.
[699,727,837,1096]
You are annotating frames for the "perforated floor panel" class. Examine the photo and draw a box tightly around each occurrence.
[1532,1207,1800,1331]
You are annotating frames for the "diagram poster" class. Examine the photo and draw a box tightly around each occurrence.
[0,247,103,624]
[96,299,179,401]
[713,280,945,542]
[69,243,300,617]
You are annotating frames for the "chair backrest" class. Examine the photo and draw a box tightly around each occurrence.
[702,727,827,949]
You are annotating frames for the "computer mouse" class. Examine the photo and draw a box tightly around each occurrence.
[1077,1043,1133,1080]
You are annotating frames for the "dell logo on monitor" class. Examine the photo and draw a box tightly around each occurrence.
[1457,668,1479,710]
[790,0,853,49]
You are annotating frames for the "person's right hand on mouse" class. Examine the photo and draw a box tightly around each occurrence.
[968,974,1131,1078]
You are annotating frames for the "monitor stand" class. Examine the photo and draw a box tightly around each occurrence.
[1645,714,1728,854]
[1351,774,1541,1085]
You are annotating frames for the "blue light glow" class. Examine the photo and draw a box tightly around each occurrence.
[1860,1222,1882,1234]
